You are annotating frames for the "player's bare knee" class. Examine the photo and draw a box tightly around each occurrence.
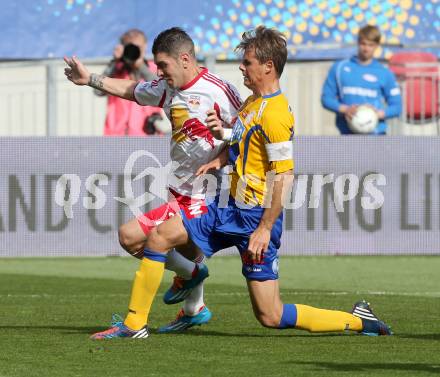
[118,240,141,258]
[256,312,281,328]
[118,224,132,249]
[118,224,142,254]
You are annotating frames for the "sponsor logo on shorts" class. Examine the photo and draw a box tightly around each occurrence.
[246,266,263,273]
[183,200,207,219]
[272,258,279,275]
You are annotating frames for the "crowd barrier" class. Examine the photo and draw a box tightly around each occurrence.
[1,58,438,138]
[1,136,439,256]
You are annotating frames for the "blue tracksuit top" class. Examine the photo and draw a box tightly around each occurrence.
[321,56,402,134]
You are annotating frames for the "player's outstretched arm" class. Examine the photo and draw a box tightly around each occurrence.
[64,55,137,101]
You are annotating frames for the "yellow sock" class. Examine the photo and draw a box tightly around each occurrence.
[295,304,362,333]
[124,256,165,330]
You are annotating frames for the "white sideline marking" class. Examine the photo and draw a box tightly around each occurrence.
[1,291,440,298]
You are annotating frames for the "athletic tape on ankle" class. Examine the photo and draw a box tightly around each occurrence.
[278,304,297,329]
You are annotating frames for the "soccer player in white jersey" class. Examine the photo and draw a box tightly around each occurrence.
[64,27,242,337]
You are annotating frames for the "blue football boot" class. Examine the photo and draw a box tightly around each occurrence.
[158,306,212,333]
[163,264,209,305]
[90,314,150,339]
[351,300,393,336]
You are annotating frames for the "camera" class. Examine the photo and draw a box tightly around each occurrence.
[143,113,163,135]
[122,43,141,66]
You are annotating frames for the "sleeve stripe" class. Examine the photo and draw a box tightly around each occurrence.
[133,79,166,106]
[265,141,293,161]
[203,74,242,110]
[133,81,143,105]
[158,90,167,108]
[203,76,241,110]
[206,73,242,106]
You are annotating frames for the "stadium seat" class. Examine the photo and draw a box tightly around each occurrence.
[389,52,439,124]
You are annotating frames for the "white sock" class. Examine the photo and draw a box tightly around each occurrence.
[184,282,205,316]
[183,254,206,315]
[164,249,196,279]
[165,250,206,315]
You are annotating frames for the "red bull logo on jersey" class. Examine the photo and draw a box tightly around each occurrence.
[180,118,215,148]
[188,95,201,109]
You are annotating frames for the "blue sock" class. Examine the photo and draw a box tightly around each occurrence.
[278,304,297,329]
[143,248,167,263]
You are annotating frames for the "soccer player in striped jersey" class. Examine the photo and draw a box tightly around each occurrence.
[64,27,242,338]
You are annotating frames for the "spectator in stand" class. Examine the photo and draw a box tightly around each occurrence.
[95,29,170,135]
[321,25,402,135]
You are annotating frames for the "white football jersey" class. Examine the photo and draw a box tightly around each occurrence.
[134,68,242,198]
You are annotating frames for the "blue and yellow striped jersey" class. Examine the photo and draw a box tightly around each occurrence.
[228,90,294,205]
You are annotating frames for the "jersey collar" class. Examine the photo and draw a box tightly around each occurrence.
[180,67,208,90]
[262,89,281,99]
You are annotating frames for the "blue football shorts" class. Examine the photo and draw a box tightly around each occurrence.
[181,196,283,281]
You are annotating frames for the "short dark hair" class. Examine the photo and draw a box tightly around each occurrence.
[358,25,381,44]
[152,27,195,59]
[235,26,287,77]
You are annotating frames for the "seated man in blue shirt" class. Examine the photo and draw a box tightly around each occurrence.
[321,25,402,135]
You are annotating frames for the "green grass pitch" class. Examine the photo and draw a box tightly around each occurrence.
[0,256,439,377]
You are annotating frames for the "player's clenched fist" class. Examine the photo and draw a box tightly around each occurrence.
[205,109,224,140]
[63,56,90,86]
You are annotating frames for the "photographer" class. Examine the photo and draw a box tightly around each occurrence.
[96,29,170,136]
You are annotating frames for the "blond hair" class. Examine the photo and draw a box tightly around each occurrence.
[358,25,381,44]
[236,26,288,77]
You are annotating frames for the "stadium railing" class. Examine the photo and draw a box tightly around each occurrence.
[0,58,338,136]
[0,47,439,136]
